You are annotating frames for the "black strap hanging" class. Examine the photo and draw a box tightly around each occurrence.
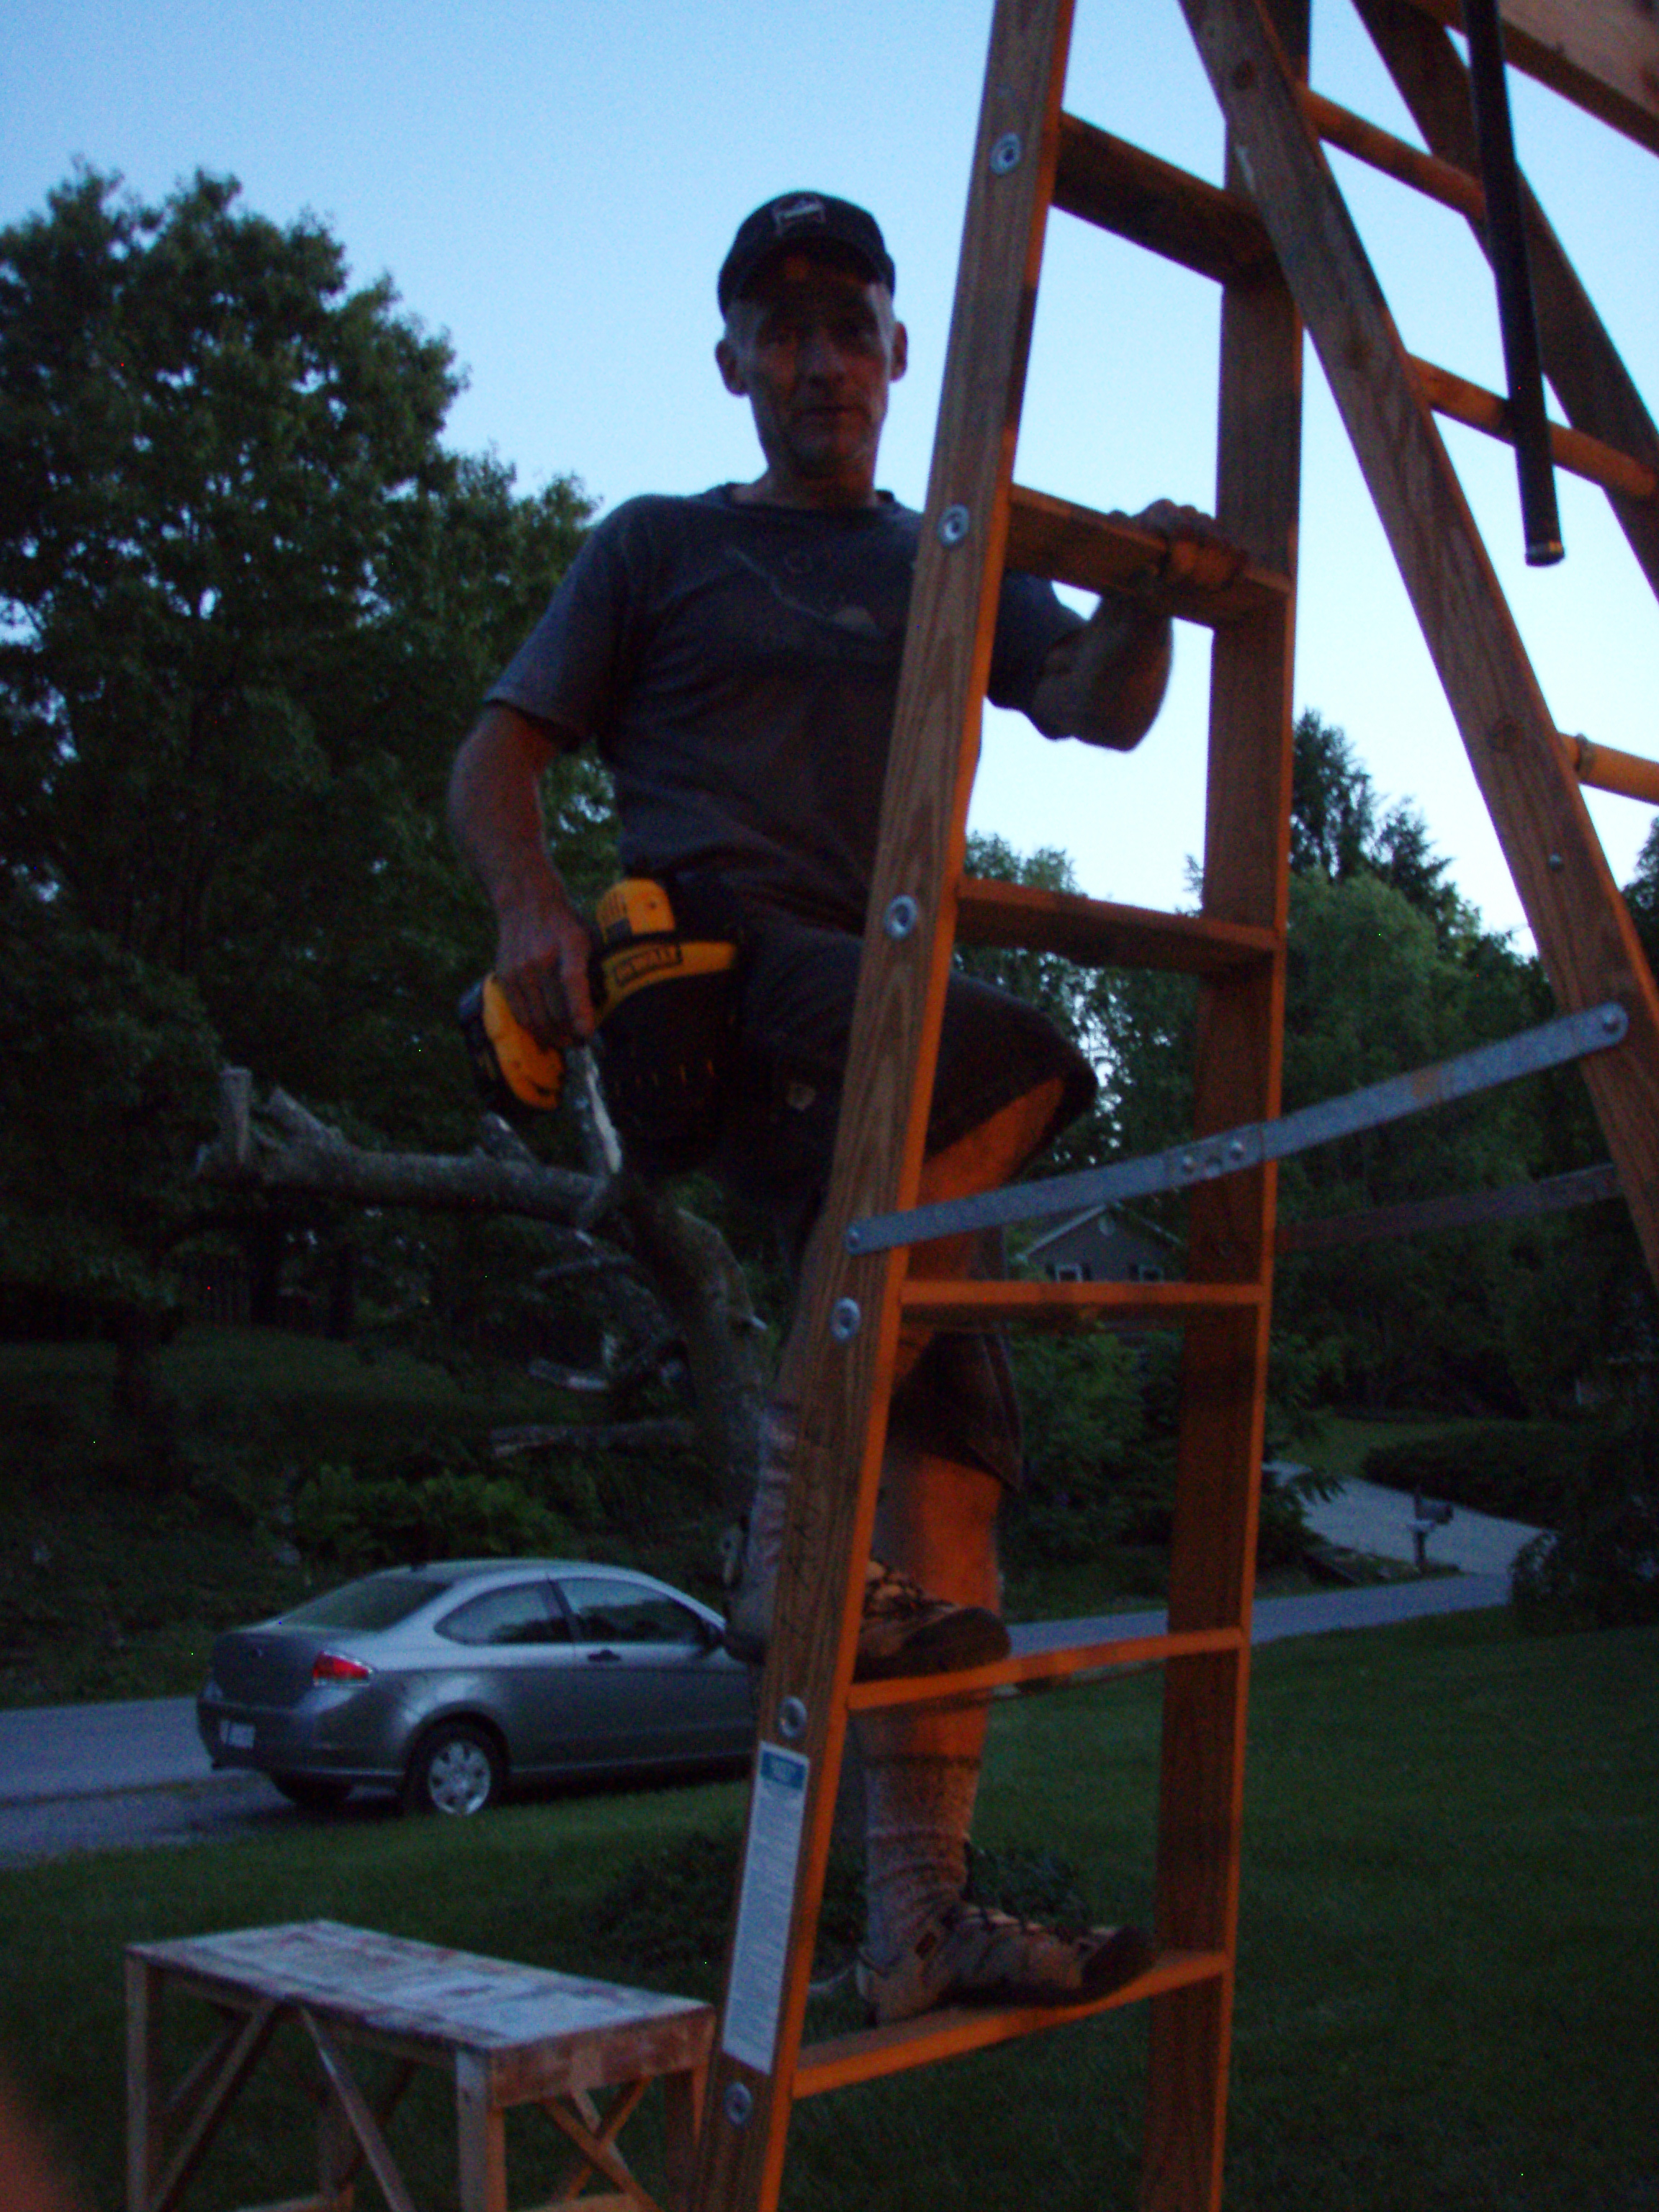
[1461,0,1565,565]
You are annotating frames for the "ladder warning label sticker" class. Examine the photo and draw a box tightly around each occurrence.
[720,1744,809,2075]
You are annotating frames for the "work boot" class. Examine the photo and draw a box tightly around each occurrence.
[723,1556,1009,1681]
[855,1898,1154,2024]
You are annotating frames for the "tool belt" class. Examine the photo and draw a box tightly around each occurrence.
[590,872,748,1177]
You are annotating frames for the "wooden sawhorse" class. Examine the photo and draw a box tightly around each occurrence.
[125,1920,714,2212]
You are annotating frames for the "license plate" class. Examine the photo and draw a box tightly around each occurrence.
[223,1722,256,1750]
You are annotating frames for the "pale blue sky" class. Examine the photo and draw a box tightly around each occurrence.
[5,1,1655,946]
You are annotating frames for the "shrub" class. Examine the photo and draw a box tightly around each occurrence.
[1510,1413,1659,1632]
[593,1830,864,1986]
[1011,1333,1148,1498]
[1362,1422,1586,1525]
[1257,1459,1342,1570]
[292,1442,575,1569]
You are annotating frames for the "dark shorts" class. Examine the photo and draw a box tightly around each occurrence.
[707,913,1095,1491]
[709,911,1096,1254]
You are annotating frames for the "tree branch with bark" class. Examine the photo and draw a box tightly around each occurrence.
[196,1067,767,1512]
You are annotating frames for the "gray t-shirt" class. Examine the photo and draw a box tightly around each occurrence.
[488,486,1082,930]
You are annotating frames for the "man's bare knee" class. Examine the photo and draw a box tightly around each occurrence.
[920,1075,1065,1208]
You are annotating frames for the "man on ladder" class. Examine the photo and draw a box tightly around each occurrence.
[448,189,1238,2023]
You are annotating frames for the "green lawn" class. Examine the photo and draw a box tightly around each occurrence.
[2,1610,1654,2211]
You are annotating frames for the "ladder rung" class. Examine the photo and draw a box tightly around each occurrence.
[1052,99,1659,521]
[956,876,1280,975]
[897,1279,1264,1330]
[793,1949,1229,2098]
[1053,112,1272,284]
[1006,485,1291,627]
[1409,355,1659,504]
[845,1624,1246,1716]
[1567,734,1659,806]
[1298,85,1485,223]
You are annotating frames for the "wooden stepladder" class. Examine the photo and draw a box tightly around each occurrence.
[689,5,1659,2211]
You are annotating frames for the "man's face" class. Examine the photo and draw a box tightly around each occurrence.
[716,251,907,507]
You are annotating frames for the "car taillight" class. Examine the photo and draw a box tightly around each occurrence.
[312,1650,374,1684]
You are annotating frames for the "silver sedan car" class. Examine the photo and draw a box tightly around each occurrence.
[197,1559,755,1815]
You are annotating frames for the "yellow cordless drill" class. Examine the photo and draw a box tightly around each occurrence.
[458,874,747,1174]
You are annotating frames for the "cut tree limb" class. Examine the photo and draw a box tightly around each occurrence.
[197,1069,766,1506]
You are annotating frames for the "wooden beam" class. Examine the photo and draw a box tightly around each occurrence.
[1403,0,1659,155]
[1006,484,1291,622]
[1298,84,1485,217]
[793,1950,1228,2096]
[1568,732,1659,804]
[955,874,1280,974]
[1143,8,1306,2207]
[1053,112,1274,281]
[688,6,1085,2208]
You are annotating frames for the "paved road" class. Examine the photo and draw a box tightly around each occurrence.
[0,1696,210,1806]
[1011,1569,1511,1658]
[0,1480,1536,1868]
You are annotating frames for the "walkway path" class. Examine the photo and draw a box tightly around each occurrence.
[1298,1475,1542,1576]
[1012,1475,1537,1658]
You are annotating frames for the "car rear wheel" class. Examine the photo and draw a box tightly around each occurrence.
[271,1773,352,1812]
[402,1722,505,1817]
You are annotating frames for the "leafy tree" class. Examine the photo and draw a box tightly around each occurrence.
[1490,818,1659,1416]
[1510,1405,1659,1631]
[1290,708,1379,884]
[1291,707,1480,948]
[1272,866,1538,1407]
[0,166,603,1355]
[957,832,1128,1174]
[4,167,451,947]
[1074,713,1556,1411]
[0,886,220,1387]
[1621,814,1659,980]
[0,165,596,1145]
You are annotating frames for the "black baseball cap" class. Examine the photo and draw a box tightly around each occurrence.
[717,193,895,313]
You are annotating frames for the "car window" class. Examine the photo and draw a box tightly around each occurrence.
[279,1575,450,1630]
[558,1576,708,1645]
[435,1581,570,1647]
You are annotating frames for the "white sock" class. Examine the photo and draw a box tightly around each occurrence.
[859,1735,979,1966]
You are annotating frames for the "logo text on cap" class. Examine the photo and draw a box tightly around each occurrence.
[771,195,827,235]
